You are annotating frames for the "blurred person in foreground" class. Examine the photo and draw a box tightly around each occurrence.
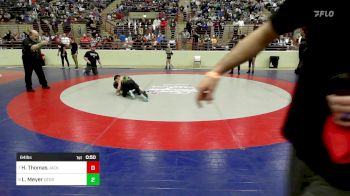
[196,0,350,195]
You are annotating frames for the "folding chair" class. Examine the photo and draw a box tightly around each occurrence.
[193,55,201,68]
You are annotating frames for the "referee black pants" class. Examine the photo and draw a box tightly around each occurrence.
[23,60,48,90]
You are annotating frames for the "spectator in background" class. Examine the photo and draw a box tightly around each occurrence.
[179,29,190,50]
[192,31,200,50]
[156,34,164,47]
[186,21,192,36]
[119,33,126,43]
[60,33,70,46]
[41,33,50,42]
[160,18,167,35]
[3,31,13,42]
[152,18,160,35]
[80,34,91,48]
[82,34,91,44]
[203,33,212,50]
[211,35,218,48]
[169,18,176,39]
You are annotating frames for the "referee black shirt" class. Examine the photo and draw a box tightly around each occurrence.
[22,37,41,62]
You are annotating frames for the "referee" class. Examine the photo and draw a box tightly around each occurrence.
[22,30,50,92]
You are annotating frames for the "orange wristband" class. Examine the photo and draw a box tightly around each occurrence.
[205,71,221,79]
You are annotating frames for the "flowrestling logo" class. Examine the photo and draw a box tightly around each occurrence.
[147,84,198,95]
[314,10,334,17]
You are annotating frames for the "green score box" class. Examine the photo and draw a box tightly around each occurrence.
[87,174,100,186]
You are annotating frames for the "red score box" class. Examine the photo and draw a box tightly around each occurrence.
[87,161,100,173]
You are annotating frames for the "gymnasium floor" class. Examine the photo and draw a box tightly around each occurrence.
[0,66,297,196]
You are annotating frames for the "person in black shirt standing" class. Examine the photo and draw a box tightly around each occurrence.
[83,46,102,75]
[247,55,256,74]
[58,43,70,69]
[197,0,350,195]
[70,39,79,69]
[229,35,245,75]
[295,28,307,75]
[22,30,50,92]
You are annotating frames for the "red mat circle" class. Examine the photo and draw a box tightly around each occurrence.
[7,72,295,150]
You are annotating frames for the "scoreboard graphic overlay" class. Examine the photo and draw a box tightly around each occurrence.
[16,153,100,186]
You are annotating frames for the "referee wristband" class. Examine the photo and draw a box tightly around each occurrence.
[205,71,221,79]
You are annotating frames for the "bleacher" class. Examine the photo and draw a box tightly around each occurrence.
[0,0,295,51]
